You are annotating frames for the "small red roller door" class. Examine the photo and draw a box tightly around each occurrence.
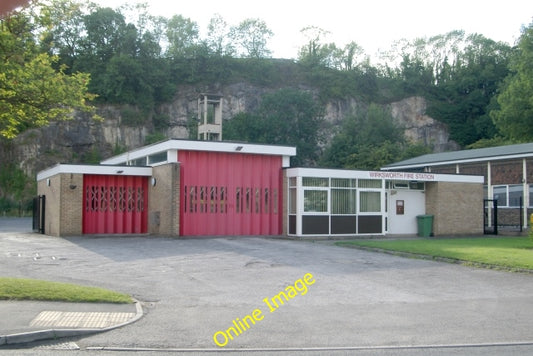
[83,175,148,234]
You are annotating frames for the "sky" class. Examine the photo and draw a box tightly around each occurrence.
[94,0,533,60]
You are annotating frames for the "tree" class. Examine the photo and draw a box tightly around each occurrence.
[80,7,127,63]
[334,41,365,71]
[297,26,333,67]
[38,0,86,72]
[320,104,414,170]
[205,14,234,56]
[427,34,511,146]
[224,88,325,165]
[0,10,98,139]
[230,18,273,58]
[165,14,199,58]
[491,22,533,142]
[0,163,34,215]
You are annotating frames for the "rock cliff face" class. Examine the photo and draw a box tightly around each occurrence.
[3,83,458,176]
[389,96,460,152]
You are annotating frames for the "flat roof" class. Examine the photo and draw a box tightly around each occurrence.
[286,167,484,184]
[382,142,533,170]
[101,139,297,165]
[37,164,152,181]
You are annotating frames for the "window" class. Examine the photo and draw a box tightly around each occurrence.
[331,178,356,188]
[219,187,227,213]
[409,181,425,190]
[148,152,167,165]
[358,179,382,188]
[289,177,297,187]
[289,188,297,214]
[493,185,524,207]
[492,185,507,207]
[331,189,357,214]
[255,188,261,213]
[264,188,270,213]
[304,190,328,212]
[130,157,147,166]
[508,185,523,207]
[360,191,381,212]
[303,177,329,187]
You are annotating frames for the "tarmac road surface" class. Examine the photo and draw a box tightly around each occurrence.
[0,220,532,355]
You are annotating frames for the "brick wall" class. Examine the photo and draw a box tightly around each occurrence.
[490,159,522,185]
[59,173,83,235]
[37,176,60,236]
[37,173,83,236]
[149,163,180,236]
[425,182,484,236]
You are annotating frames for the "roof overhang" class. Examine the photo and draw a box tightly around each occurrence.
[382,152,533,171]
[101,139,297,165]
[37,164,152,181]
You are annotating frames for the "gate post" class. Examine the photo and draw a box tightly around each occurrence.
[32,195,45,234]
[493,199,498,235]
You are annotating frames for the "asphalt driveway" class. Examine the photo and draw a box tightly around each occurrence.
[1,227,532,350]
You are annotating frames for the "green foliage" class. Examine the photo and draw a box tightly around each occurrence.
[152,113,170,132]
[145,132,166,145]
[2,0,526,167]
[186,115,198,140]
[0,163,35,215]
[120,106,145,126]
[224,88,325,165]
[320,104,426,170]
[491,22,533,142]
[230,18,273,58]
[82,147,102,164]
[337,237,533,271]
[0,277,132,303]
[466,137,513,149]
[381,31,512,147]
[165,14,199,59]
[0,9,99,139]
[113,141,127,155]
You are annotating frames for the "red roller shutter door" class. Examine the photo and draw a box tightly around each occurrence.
[180,151,283,236]
[83,175,148,234]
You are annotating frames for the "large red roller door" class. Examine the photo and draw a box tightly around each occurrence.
[83,175,148,234]
[180,150,283,236]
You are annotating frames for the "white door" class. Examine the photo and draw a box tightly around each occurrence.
[388,190,425,234]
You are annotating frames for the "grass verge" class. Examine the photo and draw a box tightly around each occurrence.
[336,237,533,271]
[0,277,132,303]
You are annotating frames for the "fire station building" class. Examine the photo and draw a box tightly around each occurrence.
[36,139,484,238]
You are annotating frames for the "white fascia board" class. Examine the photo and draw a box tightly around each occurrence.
[101,140,297,165]
[37,164,152,181]
[286,167,484,184]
